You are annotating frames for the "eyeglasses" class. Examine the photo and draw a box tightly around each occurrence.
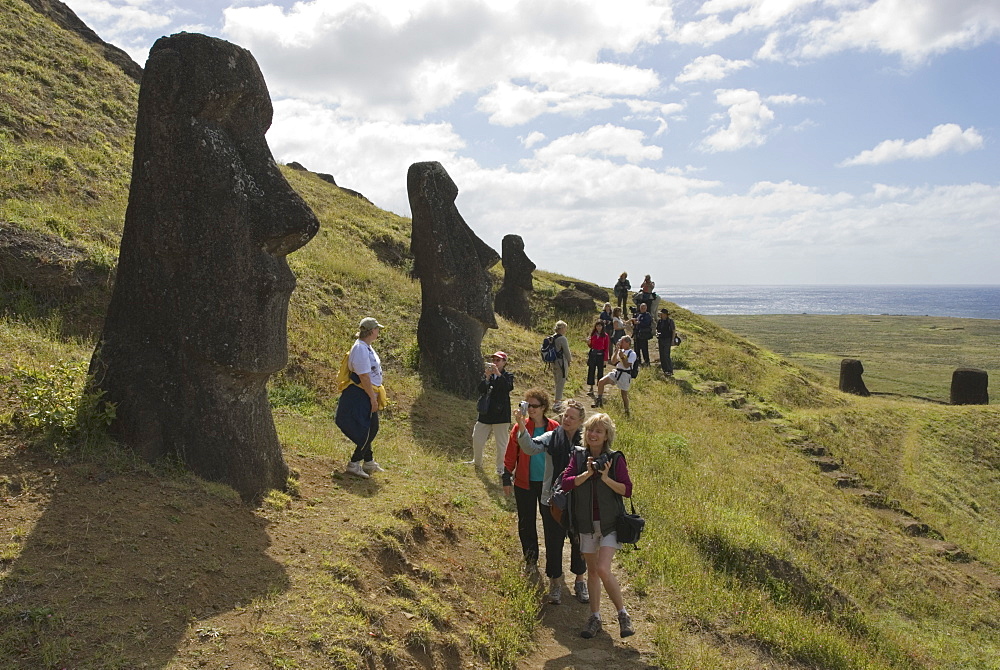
[526,403,543,408]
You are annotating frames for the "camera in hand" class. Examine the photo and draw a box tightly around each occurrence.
[519,400,529,414]
[592,452,612,471]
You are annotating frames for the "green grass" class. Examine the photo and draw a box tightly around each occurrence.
[710,314,1000,402]
[3,3,1000,666]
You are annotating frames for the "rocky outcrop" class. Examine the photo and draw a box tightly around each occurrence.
[23,0,142,82]
[553,288,596,313]
[554,279,609,303]
[839,359,870,397]
[282,161,372,204]
[89,33,319,504]
[407,161,499,397]
[494,234,535,327]
[951,368,988,405]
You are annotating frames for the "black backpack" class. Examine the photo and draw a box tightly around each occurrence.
[541,334,562,363]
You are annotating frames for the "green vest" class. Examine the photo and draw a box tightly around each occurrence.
[569,447,626,536]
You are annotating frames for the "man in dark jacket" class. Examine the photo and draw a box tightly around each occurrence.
[468,351,514,475]
[656,308,676,375]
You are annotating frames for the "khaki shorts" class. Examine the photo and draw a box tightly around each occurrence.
[578,520,621,553]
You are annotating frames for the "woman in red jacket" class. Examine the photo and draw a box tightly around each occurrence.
[502,388,559,569]
[584,320,611,397]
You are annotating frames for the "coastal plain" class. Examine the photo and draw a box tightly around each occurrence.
[709,314,1000,403]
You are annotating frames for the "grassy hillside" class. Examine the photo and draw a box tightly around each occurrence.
[2,2,1000,668]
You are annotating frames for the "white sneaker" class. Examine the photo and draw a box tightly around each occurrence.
[345,461,370,478]
[362,461,385,474]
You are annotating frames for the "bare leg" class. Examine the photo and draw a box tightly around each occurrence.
[583,551,602,615]
[596,545,625,611]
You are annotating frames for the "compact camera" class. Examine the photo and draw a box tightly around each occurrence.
[519,400,529,415]
[592,452,612,471]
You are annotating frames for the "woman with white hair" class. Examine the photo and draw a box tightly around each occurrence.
[559,412,634,639]
[550,320,572,411]
[336,316,387,478]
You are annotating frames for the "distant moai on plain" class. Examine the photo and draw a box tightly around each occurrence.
[950,368,989,405]
[89,33,319,504]
[839,358,871,397]
[494,234,535,327]
[407,161,500,397]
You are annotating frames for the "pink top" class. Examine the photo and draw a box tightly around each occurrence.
[561,451,633,520]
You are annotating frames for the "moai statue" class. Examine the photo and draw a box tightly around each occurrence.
[494,234,535,327]
[407,161,500,397]
[89,33,319,503]
[839,358,870,397]
[951,368,989,405]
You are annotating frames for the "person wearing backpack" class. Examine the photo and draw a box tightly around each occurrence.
[656,308,677,376]
[630,301,654,367]
[560,412,635,639]
[513,399,589,605]
[468,351,514,476]
[593,336,637,417]
[548,320,572,410]
[613,272,631,311]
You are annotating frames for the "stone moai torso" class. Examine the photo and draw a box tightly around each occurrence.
[494,234,535,327]
[407,161,500,397]
[89,33,319,503]
[839,358,870,397]
[951,368,989,405]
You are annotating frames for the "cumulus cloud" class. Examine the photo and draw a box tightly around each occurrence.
[675,54,753,83]
[701,88,775,152]
[221,0,671,120]
[522,131,546,149]
[840,123,985,166]
[532,125,663,164]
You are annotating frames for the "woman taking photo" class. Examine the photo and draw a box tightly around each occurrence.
[502,389,559,569]
[584,320,610,398]
[610,307,626,348]
[560,413,634,639]
[594,335,637,417]
[513,400,589,605]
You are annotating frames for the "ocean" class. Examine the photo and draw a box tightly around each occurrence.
[667,285,1000,320]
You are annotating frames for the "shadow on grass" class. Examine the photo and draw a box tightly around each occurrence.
[0,446,288,668]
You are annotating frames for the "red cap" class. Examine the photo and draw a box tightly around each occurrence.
[491,351,508,361]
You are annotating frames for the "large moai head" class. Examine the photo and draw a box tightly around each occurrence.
[407,161,500,396]
[90,33,319,503]
[494,234,535,327]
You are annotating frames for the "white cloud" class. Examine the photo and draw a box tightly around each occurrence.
[701,88,775,152]
[522,131,546,149]
[475,83,616,126]
[675,54,753,83]
[221,0,671,120]
[840,123,985,166]
[766,93,816,105]
[764,0,1000,63]
[532,125,663,164]
[267,100,469,215]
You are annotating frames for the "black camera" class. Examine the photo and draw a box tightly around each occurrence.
[628,305,638,318]
[592,452,612,471]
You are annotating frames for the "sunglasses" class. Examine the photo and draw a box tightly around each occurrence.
[526,403,543,408]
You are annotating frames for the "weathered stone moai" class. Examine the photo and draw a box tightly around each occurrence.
[494,234,535,327]
[89,33,319,503]
[950,368,989,405]
[839,358,871,397]
[407,161,500,397]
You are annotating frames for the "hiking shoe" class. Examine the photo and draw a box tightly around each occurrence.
[345,461,370,479]
[574,580,589,603]
[618,610,635,638]
[362,460,385,473]
[548,578,562,605]
[591,397,603,408]
[580,613,602,639]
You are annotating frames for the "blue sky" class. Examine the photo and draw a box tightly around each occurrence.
[62,0,1000,287]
